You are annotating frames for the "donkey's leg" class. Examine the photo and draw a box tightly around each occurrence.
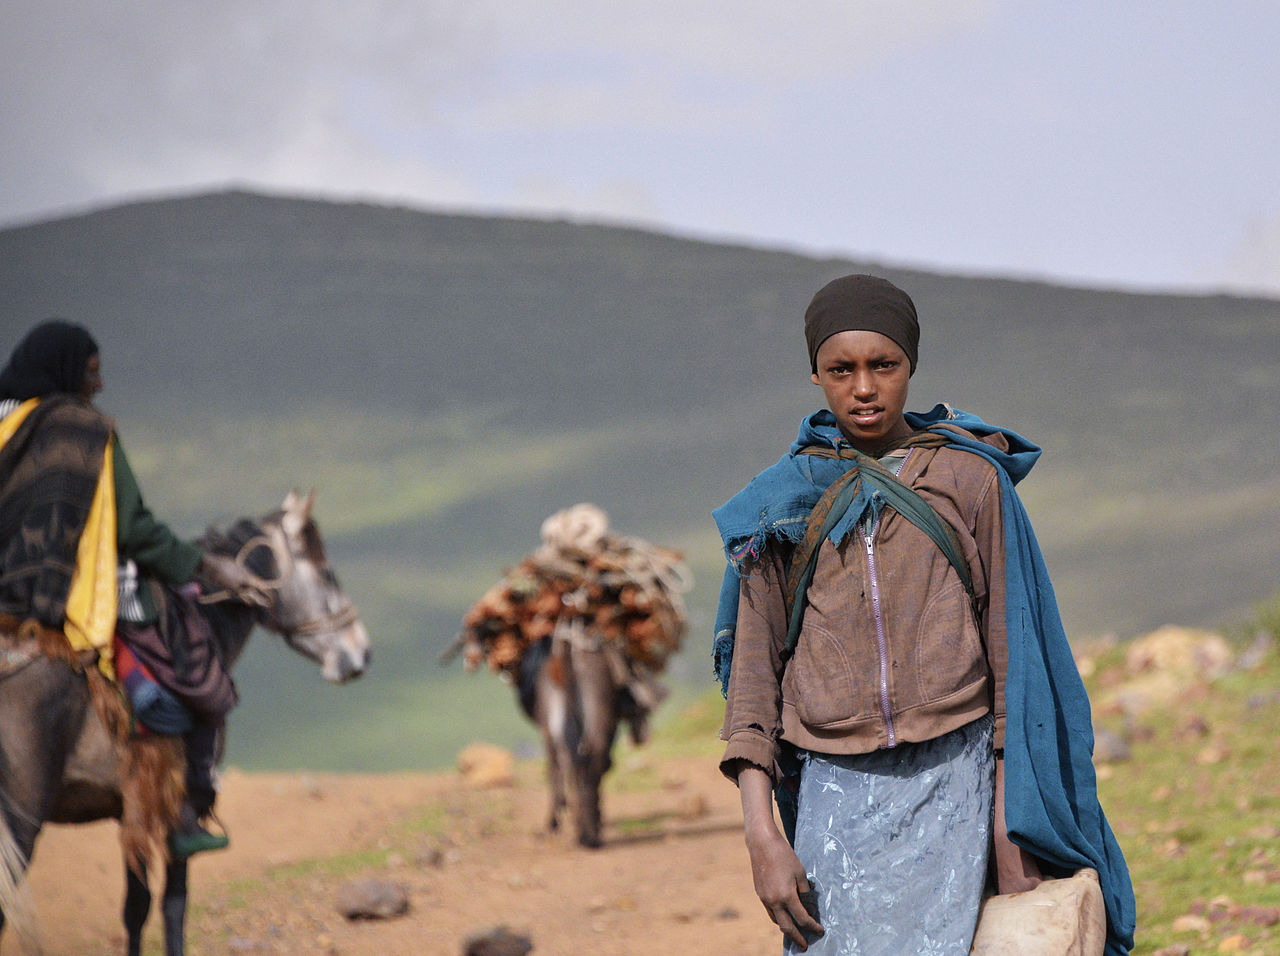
[537,672,573,835]
[0,800,43,947]
[569,646,621,849]
[123,862,152,956]
[159,858,189,956]
[541,724,565,834]
[0,659,90,946]
[531,642,580,837]
[123,853,191,956]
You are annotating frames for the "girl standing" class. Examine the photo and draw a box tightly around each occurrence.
[714,275,1133,954]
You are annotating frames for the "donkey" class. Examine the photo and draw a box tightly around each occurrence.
[515,619,664,849]
[0,490,370,956]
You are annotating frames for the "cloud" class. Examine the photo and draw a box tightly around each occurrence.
[488,0,996,78]
[0,0,996,221]
[1223,215,1280,299]
[2,0,1277,297]
[0,0,494,216]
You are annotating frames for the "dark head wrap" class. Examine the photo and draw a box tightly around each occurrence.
[804,274,919,375]
[0,319,99,400]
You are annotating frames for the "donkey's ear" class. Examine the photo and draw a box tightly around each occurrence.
[302,487,317,520]
[281,489,306,539]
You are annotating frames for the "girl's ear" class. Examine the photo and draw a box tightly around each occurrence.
[811,371,821,386]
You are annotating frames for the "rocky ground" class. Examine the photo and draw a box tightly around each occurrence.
[3,748,778,956]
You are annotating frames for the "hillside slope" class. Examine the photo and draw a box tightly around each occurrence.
[2,190,1278,770]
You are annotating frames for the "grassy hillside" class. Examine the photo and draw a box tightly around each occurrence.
[2,189,1278,771]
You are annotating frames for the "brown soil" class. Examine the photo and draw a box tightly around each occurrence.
[3,750,778,956]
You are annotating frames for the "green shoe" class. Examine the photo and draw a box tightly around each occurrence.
[169,822,230,860]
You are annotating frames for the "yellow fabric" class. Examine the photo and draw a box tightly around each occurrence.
[64,434,119,679]
[0,397,38,445]
[1,399,119,679]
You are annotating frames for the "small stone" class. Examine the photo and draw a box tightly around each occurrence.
[1093,728,1130,764]
[1174,714,1211,739]
[335,878,409,920]
[1171,914,1210,933]
[457,743,516,788]
[416,845,445,868]
[1196,743,1229,765]
[1241,905,1280,927]
[462,925,533,956]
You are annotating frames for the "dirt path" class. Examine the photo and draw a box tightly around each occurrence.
[3,750,779,956]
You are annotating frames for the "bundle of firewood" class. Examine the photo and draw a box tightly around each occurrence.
[455,504,690,675]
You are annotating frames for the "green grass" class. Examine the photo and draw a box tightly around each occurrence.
[125,405,636,536]
[1087,607,1280,954]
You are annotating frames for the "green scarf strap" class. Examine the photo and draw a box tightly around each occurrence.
[783,436,975,658]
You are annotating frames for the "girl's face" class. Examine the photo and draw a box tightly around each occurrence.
[810,330,911,453]
[80,353,103,402]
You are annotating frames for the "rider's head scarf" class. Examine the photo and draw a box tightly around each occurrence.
[804,274,920,375]
[0,319,99,400]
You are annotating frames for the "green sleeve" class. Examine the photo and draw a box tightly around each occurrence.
[112,437,203,585]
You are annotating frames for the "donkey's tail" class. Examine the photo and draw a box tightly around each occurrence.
[82,667,184,875]
[0,792,43,955]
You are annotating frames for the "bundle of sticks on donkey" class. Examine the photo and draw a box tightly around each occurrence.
[447,503,691,847]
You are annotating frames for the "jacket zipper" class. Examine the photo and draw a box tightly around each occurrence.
[862,518,896,749]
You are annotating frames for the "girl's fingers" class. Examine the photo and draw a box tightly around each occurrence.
[767,894,824,950]
[769,903,809,949]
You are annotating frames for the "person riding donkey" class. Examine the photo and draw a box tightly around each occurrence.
[0,319,267,859]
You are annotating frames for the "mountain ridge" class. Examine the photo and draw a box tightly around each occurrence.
[3,189,1277,770]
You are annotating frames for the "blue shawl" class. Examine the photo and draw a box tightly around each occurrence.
[712,405,1135,955]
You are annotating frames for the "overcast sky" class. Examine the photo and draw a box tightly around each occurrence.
[3,1,1277,297]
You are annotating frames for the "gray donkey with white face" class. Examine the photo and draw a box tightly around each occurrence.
[0,490,370,956]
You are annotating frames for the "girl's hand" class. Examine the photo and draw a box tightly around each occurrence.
[735,764,824,950]
[745,827,825,949]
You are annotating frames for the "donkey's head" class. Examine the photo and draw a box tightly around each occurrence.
[252,490,370,683]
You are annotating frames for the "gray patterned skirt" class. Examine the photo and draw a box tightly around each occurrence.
[786,715,995,956]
